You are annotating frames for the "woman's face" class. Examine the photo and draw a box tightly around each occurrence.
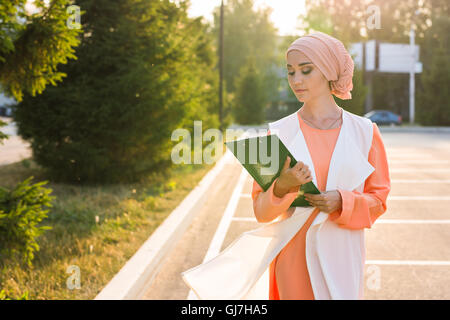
[286,50,331,102]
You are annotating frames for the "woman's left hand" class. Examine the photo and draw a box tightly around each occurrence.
[303,190,342,214]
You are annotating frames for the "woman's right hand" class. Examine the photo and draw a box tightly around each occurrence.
[276,156,313,191]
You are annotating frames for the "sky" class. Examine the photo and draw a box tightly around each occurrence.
[186,0,306,36]
[24,0,306,36]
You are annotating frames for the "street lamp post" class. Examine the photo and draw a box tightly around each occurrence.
[219,0,224,132]
[409,26,415,125]
[409,9,421,125]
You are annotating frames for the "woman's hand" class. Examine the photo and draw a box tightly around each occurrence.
[274,157,313,198]
[277,156,313,190]
[303,190,342,214]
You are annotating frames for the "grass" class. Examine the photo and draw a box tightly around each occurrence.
[0,151,224,299]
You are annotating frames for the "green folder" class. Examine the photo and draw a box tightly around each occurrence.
[225,134,320,207]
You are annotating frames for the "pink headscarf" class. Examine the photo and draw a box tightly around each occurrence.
[286,31,354,100]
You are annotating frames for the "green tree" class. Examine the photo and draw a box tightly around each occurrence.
[211,0,279,124]
[13,0,220,183]
[416,2,450,125]
[416,46,450,125]
[297,0,450,123]
[0,0,82,102]
[335,67,368,116]
[0,0,82,144]
[232,58,266,124]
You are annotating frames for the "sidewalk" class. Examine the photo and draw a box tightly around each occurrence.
[0,117,31,166]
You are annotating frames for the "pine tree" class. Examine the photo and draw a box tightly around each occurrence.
[417,44,450,125]
[13,0,219,183]
[0,0,82,144]
[232,58,266,125]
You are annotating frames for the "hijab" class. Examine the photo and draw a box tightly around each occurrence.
[286,31,355,100]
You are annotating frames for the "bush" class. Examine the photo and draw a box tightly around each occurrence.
[0,177,54,267]
[0,289,29,300]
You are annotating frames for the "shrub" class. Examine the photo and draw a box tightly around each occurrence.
[0,177,54,267]
[0,289,29,300]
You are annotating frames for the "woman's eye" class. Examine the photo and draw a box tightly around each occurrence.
[288,69,311,76]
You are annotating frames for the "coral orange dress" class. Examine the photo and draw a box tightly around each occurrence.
[251,110,391,300]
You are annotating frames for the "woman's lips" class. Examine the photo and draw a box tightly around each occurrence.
[295,89,307,93]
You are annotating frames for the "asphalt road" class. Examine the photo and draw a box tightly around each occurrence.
[141,129,450,300]
[0,117,31,166]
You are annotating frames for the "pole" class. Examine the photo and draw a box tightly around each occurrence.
[409,26,415,125]
[219,0,224,132]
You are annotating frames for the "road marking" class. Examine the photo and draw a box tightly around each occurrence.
[388,196,450,200]
[231,217,450,224]
[232,217,258,222]
[388,160,450,164]
[387,154,434,158]
[365,260,450,266]
[240,194,450,201]
[390,169,450,172]
[203,169,248,260]
[186,152,450,299]
[376,219,450,224]
[391,179,450,183]
[187,168,248,300]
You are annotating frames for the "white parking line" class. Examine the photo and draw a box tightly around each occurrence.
[388,160,450,164]
[186,162,450,299]
[240,194,450,201]
[365,260,450,266]
[391,180,450,183]
[387,154,434,158]
[203,169,248,261]
[229,217,450,267]
[390,169,450,172]
[231,217,258,222]
[389,196,450,200]
[187,168,248,300]
[230,217,450,224]
[376,219,450,224]
[387,153,433,155]
[243,180,450,184]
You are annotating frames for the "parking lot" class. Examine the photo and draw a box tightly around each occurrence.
[140,129,450,300]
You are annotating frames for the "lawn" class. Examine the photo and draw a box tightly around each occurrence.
[0,152,223,299]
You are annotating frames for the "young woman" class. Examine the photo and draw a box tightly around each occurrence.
[182,31,390,301]
[251,31,391,300]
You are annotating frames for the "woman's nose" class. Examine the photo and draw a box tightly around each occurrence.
[293,73,304,85]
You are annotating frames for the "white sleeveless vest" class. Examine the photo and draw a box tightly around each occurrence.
[182,109,375,300]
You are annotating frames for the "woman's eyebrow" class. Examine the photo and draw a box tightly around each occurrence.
[286,62,312,67]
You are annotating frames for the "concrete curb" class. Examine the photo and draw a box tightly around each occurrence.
[377,126,450,133]
[94,150,234,300]
[230,123,450,133]
[229,122,450,133]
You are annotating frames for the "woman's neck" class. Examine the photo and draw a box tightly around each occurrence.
[300,95,341,121]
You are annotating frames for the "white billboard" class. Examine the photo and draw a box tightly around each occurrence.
[379,43,422,73]
[349,40,422,73]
